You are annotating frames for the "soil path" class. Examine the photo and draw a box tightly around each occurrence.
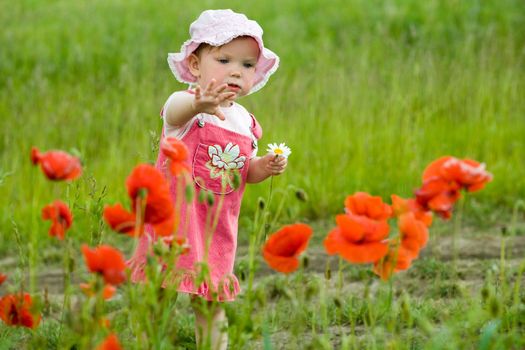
[1,232,524,296]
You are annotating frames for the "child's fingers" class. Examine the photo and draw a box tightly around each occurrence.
[195,85,201,100]
[268,165,285,175]
[206,79,216,93]
[218,92,236,102]
[215,83,228,94]
[268,155,287,164]
[214,109,226,121]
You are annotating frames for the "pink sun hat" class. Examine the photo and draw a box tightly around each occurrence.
[167,9,280,95]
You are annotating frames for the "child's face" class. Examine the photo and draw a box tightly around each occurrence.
[190,37,260,99]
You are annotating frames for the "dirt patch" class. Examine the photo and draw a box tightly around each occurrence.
[1,230,524,298]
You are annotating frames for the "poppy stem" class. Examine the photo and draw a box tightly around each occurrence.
[182,172,193,239]
[57,237,72,345]
[337,256,344,296]
[173,170,184,234]
[452,195,466,279]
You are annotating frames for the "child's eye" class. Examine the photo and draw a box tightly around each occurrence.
[218,59,229,64]
[243,62,255,68]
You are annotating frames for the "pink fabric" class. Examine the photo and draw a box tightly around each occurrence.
[167,9,279,95]
[129,110,261,301]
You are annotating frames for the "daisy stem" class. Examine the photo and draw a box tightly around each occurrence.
[262,175,275,242]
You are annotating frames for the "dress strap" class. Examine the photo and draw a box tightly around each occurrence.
[249,113,263,139]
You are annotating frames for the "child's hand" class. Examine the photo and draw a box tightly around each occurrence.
[193,79,236,121]
[263,153,288,176]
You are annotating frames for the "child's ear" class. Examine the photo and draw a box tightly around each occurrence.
[187,54,200,78]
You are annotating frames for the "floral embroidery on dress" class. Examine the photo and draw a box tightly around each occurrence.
[206,143,245,189]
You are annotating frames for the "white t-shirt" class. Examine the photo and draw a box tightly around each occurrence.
[162,91,259,158]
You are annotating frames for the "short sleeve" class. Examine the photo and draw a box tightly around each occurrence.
[162,91,194,139]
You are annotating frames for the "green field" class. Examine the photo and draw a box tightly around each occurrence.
[1,0,524,348]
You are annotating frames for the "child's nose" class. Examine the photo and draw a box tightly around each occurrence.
[230,69,241,78]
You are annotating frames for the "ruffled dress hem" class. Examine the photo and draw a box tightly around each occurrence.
[128,259,240,302]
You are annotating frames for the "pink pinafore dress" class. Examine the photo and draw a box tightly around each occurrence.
[130,101,262,302]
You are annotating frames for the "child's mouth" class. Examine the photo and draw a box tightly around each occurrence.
[227,83,241,91]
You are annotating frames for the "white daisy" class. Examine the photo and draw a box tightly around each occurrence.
[267,143,292,159]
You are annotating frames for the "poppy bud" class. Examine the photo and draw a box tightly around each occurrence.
[198,189,207,203]
[185,184,195,202]
[295,189,308,202]
[481,286,490,302]
[68,255,75,272]
[231,170,241,190]
[153,240,169,256]
[401,295,411,323]
[489,297,501,317]
[302,255,309,269]
[206,191,215,206]
[333,297,342,309]
[324,262,331,280]
[43,287,50,316]
[363,283,370,299]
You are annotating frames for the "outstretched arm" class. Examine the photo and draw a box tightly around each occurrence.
[247,154,288,184]
[164,79,236,127]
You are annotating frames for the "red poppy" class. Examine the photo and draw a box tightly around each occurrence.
[398,212,428,259]
[262,223,313,273]
[127,164,174,224]
[372,212,428,280]
[423,156,493,192]
[373,246,413,281]
[344,192,392,220]
[79,283,116,300]
[391,194,433,227]
[103,164,175,237]
[0,274,6,286]
[160,137,190,176]
[96,333,122,350]
[41,200,73,240]
[324,213,389,264]
[103,203,137,235]
[31,147,82,181]
[415,177,461,219]
[82,245,127,285]
[0,293,41,329]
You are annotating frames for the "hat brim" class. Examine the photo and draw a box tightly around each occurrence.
[167,34,279,95]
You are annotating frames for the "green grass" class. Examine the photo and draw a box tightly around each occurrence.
[1,0,524,237]
[1,0,525,348]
